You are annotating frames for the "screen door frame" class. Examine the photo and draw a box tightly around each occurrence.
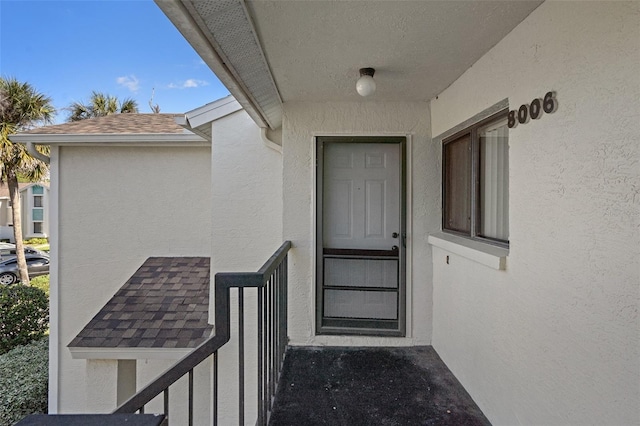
[316,136,406,337]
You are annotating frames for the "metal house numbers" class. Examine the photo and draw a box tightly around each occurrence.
[508,91,557,128]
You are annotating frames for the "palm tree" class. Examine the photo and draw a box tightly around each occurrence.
[67,91,138,121]
[0,77,54,285]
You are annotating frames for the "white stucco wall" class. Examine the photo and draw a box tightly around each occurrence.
[54,145,212,413]
[209,109,283,279]
[0,199,9,227]
[0,199,13,242]
[84,360,118,412]
[429,2,639,425]
[209,109,283,425]
[282,101,437,346]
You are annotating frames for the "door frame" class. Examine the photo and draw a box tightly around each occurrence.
[315,136,407,337]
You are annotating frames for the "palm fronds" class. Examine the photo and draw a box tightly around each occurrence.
[66,91,139,121]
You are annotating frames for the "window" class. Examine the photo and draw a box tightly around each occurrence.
[33,222,43,234]
[442,111,509,246]
[33,195,43,207]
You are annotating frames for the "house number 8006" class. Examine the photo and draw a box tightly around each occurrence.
[508,91,557,128]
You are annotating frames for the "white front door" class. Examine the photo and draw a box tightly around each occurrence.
[317,137,405,336]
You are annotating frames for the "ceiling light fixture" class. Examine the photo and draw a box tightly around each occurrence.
[356,67,376,97]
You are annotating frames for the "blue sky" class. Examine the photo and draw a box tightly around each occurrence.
[0,0,230,123]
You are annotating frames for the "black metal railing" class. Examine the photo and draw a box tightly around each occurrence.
[114,241,291,425]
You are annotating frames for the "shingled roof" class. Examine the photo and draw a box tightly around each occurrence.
[0,182,48,198]
[21,113,190,135]
[69,257,212,350]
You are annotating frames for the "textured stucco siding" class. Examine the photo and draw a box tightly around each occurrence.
[209,110,283,279]
[209,109,283,425]
[282,101,437,346]
[0,200,8,226]
[430,2,639,425]
[55,145,212,413]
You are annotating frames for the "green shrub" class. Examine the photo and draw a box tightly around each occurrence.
[23,238,48,245]
[30,275,50,298]
[0,337,48,425]
[0,285,49,355]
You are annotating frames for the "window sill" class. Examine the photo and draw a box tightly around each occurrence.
[428,232,508,270]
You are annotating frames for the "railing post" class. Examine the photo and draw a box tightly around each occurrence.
[213,350,218,426]
[238,288,245,426]
[257,285,264,425]
[188,369,194,426]
[163,389,169,420]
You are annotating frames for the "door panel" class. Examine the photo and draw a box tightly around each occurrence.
[324,258,398,288]
[326,180,353,238]
[318,138,405,335]
[323,143,399,250]
[324,290,398,320]
[365,180,385,238]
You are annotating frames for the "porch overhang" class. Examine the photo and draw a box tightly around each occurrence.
[68,257,213,360]
[155,0,544,130]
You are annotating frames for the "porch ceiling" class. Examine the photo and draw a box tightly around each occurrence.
[157,0,543,129]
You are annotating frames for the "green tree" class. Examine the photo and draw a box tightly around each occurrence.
[0,77,54,285]
[67,91,138,121]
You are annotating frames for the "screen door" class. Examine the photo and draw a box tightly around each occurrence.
[317,137,405,336]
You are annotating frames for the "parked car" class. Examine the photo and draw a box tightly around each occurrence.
[0,254,50,285]
[0,242,45,260]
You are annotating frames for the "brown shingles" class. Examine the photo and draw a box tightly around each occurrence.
[68,257,212,350]
[0,182,48,198]
[21,113,189,135]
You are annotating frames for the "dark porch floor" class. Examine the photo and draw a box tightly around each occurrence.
[269,346,491,426]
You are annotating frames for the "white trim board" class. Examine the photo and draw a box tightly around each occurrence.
[10,133,208,146]
[48,146,60,413]
[428,232,508,270]
[183,96,243,129]
[69,347,193,360]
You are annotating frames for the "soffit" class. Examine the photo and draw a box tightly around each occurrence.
[245,0,543,102]
[158,0,282,129]
[158,0,543,127]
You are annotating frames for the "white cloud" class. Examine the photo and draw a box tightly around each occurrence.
[116,75,140,93]
[168,79,209,89]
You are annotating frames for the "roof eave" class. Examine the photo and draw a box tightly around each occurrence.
[9,133,209,146]
[184,96,242,128]
[173,96,244,141]
[155,0,282,130]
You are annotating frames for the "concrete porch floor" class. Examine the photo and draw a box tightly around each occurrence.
[269,346,491,426]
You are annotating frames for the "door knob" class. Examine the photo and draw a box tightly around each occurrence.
[392,232,399,238]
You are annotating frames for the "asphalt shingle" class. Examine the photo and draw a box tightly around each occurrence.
[68,257,212,350]
[22,113,188,135]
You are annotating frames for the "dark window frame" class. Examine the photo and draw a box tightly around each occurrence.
[442,109,509,248]
[33,222,43,234]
